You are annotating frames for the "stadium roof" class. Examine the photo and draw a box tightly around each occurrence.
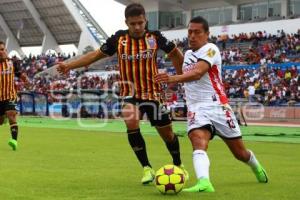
[0,26,6,42]
[115,0,261,10]
[0,0,108,55]
[0,0,44,46]
[31,0,81,45]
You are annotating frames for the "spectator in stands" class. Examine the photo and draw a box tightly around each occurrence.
[80,106,91,118]
[284,69,292,81]
[248,83,256,102]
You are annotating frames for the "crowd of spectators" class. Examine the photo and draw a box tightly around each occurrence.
[13,30,300,106]
[223,66,299,106]
[173,29,300,65]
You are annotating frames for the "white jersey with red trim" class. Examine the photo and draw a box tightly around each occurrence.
[183,43,228,105]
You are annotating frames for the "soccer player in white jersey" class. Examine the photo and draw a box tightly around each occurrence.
[155,16,268,192]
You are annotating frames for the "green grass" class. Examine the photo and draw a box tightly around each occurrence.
[0,117,299,200]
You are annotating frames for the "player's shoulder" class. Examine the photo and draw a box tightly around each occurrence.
[202,43,219,51]
[147,30,166,38]
[199,43,220,57]
[184,49,194,57]
[111,30,128,38]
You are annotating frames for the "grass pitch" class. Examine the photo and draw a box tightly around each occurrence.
[0,117,299,200]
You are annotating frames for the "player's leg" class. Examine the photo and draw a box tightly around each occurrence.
[223,138,268,183]
[4,100,18,150]
[155,123,189,180]
[213,105,268,183]
[183,127,215,193]
[0,101,5,125]
[121,99,154,184]
[6,110,18,151]
[0,115,4,125]
[240,107,248,126]
[143,101,188,177]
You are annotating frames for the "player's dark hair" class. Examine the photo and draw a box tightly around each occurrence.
[125,3,145,18]
[189,16,209,32]
[0,40,5,45]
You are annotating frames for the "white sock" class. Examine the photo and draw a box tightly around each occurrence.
[193,149,210,179]
[247,150,260,169]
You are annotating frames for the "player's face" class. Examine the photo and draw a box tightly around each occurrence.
[0,44,8,61]
[188,22,209,50]
[126,15,147,38]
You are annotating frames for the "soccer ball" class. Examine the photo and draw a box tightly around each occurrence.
[155,164,186,194]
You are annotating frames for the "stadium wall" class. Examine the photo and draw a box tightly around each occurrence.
[244,107,300,124]
[162,18,300,40]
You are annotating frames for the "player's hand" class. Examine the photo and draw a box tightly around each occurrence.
[155,73,172,83]
[56,62,70,75]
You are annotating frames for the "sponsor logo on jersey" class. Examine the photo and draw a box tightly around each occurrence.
[207,48,216,58]
[121,50,154,60]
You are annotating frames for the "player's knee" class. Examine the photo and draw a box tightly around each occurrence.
[6,113,16,124]
[233,151,249,162]
[189,136,209,150]
[125,120,139,130]
[156,124,174,142]
[162,132,174,143]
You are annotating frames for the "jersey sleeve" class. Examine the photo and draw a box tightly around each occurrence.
[197,44,219,67]
[12,61,22,78]
[154,31,176,54]
[100,30,124,56]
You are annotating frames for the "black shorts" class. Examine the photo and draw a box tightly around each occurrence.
[122,97,171,127]
[0,100,17,116]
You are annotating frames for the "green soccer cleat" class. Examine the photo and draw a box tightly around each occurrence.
[141,166,155,184]
[183,178,215,193]
[179,164,189,182]
[8,139,18,151]
[252,164,268,183]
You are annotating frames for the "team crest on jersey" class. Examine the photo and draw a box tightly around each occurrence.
[146,37,157,49]
[207,48,216,58]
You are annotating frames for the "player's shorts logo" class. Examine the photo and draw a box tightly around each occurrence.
[187,111,195,125]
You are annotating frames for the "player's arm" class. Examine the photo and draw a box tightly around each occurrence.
[57,49,107,74]
[168,48,183,75]
[155,60,210,83]
[57,30,121,75]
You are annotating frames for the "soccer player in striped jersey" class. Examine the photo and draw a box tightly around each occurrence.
[0,41,28,150]
[155,16,268,192]
[57,3,188,184]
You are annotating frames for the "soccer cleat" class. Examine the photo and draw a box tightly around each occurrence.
[179,164,189,181]
[183,178,215,193]
[252,164,268,183]
[141,166,155,184]
[8,139,18,151]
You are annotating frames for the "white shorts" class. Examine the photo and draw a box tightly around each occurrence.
[187,103,241,139]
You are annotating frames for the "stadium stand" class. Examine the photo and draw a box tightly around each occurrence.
[1,0,299,121]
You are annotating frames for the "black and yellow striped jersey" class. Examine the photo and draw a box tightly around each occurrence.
[0,59,20,101]
[100,30,175,102]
